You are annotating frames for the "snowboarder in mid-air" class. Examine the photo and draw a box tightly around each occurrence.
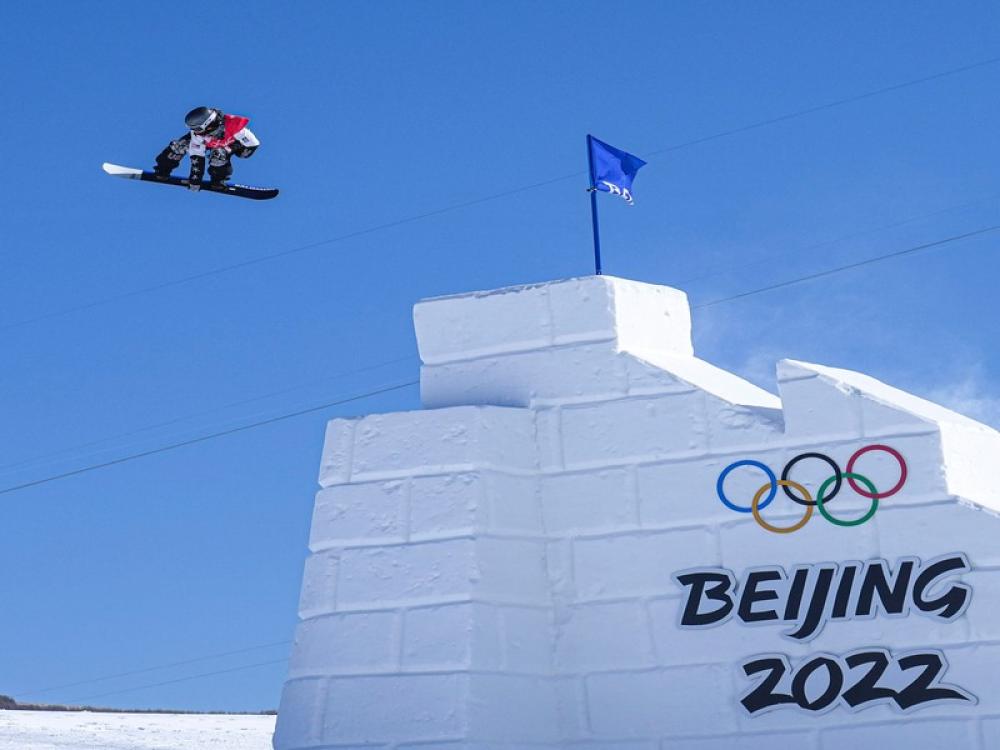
[102,106,276,199]
[153,106,260,190]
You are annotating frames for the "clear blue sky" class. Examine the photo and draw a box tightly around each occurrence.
[2,1,1000,712]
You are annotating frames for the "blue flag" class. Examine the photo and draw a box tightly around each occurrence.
[588,135,646,205]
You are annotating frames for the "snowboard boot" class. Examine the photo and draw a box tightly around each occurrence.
[208,165,232,188]
[207,147,233,188]
[151,160,175,180]
[153,145,184,180]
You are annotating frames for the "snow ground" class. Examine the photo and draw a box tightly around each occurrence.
[0,710,275,749]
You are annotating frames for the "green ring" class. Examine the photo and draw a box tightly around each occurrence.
[816,472,879,527]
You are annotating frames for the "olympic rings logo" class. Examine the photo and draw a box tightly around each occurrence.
[716,445,908,534]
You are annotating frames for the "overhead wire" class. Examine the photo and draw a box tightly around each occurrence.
[644,53,1000,157]
[13,639,291,700]
[673,194,1000,288]
[4,220,1000,498]
[0,354,417,478]
[6,52,996,488]
[0,173,579,333]
[692,223,1000,309]
[0,380,418,497]
[3,189,993,483]
[66,658,289,704]
[5,54,1000,333]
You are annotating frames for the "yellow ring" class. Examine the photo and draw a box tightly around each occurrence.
[751,479,813,534]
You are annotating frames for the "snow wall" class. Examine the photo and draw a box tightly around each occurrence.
[274,275,1000,750]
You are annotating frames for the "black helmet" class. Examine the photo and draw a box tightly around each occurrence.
[185,106,222,134]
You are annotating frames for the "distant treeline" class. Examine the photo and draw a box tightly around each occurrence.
[0,695,276,715]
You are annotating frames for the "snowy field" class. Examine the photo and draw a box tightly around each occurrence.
[0,710,275,749]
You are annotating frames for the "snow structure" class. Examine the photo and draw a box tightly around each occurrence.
[274,276,1000,750]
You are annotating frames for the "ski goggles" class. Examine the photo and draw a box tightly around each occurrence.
[189,113,220,134]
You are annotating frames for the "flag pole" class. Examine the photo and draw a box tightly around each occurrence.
[586,135,602,275]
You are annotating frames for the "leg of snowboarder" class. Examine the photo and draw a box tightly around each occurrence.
[187,154,206,191]
[208,147,233,187]
[153,135,190,179]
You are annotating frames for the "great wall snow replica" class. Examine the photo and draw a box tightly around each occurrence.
[273,276,1000,750]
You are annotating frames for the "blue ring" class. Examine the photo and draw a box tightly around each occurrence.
[717,460,777,513]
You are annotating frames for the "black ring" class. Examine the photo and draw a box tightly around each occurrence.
[781,452,842,507]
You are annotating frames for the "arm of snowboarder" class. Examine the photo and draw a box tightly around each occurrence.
[231,127,260,159]
[153,133,191,176]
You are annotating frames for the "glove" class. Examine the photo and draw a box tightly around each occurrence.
[231,142,257,159]
[187,181,201,192]
[167,140,187,160]
[209,147,231,167]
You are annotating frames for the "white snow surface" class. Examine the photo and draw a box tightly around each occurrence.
[0,710,275,750]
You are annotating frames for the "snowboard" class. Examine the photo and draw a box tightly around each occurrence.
[102,163,279,200]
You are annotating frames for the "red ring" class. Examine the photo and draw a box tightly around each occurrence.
[846,444,907,498]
